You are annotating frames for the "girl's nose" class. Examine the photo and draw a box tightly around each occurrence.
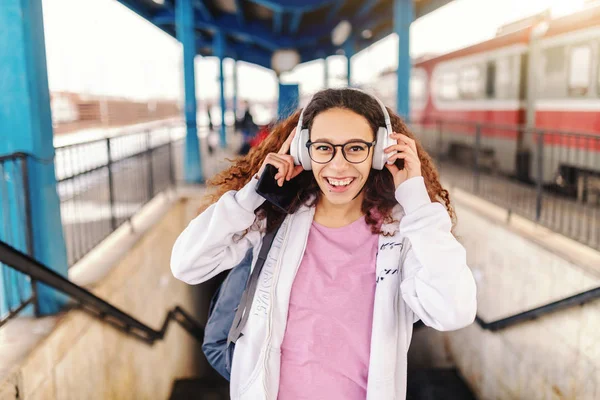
[329,148,349,169]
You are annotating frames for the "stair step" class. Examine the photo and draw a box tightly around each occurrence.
[407,368,476,400]
[169,377,229,400]
[170,368,475,399]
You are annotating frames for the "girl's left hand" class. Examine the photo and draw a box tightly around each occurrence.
[384,132,422,189]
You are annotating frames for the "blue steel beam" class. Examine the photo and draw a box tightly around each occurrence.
[394,0,413,120]
[295,9,391,64]
[273,10,283,34]
[194,0,213,21]
[121,0,454,70]
[290,11,303,35]
[153,10,327,49]
[176,0,204,183]
[0,0,69,315]
[230,50,271,70]
[202,46,271,69]
[326,0,344,24]
[214,31,228,147]
[234,0,246,25]
[296,7,391,61]
[249,0,334,12]
[355,9,391,33]
[299,44,336,64]
[356,0,379,18]
[196,36,272,69]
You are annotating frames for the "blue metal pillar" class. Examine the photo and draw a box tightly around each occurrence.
[215,32,227,148]
[176,0,203,183]
[233,59,238,125]
[0,0,68,314]
[344,38,354,87]
[394,0,414,121]
[323,57,329,89]
[278,83,299,120]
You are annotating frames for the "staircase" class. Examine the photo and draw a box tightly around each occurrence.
[169,368,475,399]
[169,375,229,400]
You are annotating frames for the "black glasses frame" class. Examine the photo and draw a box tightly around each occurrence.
[305,139,376,164]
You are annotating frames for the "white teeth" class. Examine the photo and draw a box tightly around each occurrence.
[327,178,354,186]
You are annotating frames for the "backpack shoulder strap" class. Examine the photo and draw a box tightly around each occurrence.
[227,217,284,346]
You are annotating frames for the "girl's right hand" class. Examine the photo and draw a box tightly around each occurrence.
[257,128,304,187]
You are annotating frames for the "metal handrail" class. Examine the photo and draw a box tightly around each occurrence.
[475,286,600,331]
[412,286,600,332]
[0,152,38,323]
[55,121,181,266]
[411,118,600,251]
[0,240,204,344]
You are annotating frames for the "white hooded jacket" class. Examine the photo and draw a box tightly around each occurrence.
[171,176,477,399]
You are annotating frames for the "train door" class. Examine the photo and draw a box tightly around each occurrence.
[516,52,531,181]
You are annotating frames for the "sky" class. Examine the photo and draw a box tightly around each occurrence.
[41,0,588,103]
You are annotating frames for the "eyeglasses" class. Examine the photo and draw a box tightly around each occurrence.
[305,139,376,164]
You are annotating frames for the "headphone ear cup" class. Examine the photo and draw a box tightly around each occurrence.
[298,129,312,170]
[290,128,301,165]
[372,127,390,170]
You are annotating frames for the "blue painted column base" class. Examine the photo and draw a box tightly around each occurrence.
[1,0,69,315]
[394,0,414,121]
[177,0,203,183]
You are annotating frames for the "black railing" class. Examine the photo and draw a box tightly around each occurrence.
[55,123,184,266]
[411,120,600,250]
[0,153,38,325]
[0,239,203,343]
[412,283,600,333]
[475,285,600,331]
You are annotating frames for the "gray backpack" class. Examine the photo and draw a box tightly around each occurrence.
[202,221,283,380]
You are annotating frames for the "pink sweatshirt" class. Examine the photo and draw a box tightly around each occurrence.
[278,216,379,399]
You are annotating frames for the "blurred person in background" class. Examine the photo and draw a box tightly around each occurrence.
[206,103,220,155]
[237,100,258,155]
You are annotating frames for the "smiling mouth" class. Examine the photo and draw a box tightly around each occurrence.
[326,177,355,187]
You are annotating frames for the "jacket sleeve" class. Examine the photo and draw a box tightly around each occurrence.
[397,177,477,331]
[170,177,266,285]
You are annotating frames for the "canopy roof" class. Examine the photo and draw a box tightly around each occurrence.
[117,0,452,70]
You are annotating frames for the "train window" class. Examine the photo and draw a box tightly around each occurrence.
[459,65,482,99]
[496,58,513,99]
[437,71,459,100]
[544,46,565,74]
[485,62,496,98]
[542,46,566,98]
[568,45,591,97]
[410,74,426,101]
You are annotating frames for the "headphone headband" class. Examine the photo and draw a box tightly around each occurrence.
[296,88,392,134]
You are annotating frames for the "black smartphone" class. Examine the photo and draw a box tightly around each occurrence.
[255,164,300,214]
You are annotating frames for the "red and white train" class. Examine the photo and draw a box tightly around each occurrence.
[371,5,600,200]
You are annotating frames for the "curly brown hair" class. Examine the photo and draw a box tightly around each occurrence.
[203,88,455,234]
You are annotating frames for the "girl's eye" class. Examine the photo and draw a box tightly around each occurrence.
[347,144,367,152]
[316,145,333,152]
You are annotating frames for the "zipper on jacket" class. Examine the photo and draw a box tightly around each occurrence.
[261,214,294,399]
[261,209,312,399]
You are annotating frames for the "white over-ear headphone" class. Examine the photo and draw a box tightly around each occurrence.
[289,88,395,171]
